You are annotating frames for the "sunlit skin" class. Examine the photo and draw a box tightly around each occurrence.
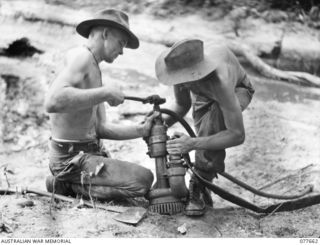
[45,26,158,141]
[98,28,128,63]
[165,67,247,155]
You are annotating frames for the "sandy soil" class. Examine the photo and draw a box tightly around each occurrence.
[0,0,320,238]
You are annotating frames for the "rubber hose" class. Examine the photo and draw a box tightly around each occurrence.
[220,171,313,200]
[160,108,196,137]
[185,158,320,214]
[161,108,320,213]
[160,108,312,200]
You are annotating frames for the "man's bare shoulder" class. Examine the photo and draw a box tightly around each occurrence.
[65,47,92,72]
[208,43,233,64]
[51,47,92,88]
[211,67,234,95]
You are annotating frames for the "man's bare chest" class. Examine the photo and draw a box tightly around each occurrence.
[83,65,102,89]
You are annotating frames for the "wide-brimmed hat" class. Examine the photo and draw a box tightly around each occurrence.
[76,9,139,49]
[155,39,220,85]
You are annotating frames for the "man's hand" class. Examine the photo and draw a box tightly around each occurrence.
[138,111,160,137]
[166,132,195,154]
[104,86,125,106]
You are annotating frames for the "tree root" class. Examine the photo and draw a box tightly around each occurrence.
[228,41,320,87]
[2,0,320,88]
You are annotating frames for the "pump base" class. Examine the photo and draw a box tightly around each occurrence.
[149,194,185,214]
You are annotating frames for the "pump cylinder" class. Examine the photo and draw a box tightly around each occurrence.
[147,121,167,158]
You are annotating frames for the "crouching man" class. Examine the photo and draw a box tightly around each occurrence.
[155,39,255,215]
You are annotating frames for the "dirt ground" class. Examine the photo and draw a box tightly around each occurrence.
[0,0,320,238]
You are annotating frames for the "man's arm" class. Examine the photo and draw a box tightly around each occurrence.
[96,103,158,140]
[167,77,245,154]
[163,84,192,127]
[45,49,123,113]
[191,80,245,150]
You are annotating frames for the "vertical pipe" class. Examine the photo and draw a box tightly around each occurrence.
[155,157,169,188]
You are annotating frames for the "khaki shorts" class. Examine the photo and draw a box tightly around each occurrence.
[49,140,154,200]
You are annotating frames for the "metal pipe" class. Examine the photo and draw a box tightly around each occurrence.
[124,96,145,103]
[147,168,188,200]
[147,188,172,199]
[167,167,188,198]
[155,157,169,188]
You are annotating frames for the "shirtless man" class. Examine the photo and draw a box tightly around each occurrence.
[155,39,255,215]
[44,9,155,201]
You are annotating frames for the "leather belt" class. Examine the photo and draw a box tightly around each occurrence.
[50,138,101,154]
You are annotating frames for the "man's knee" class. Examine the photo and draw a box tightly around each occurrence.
[120,169,153,197]
[135,168,154,195]
[195,150,225,179]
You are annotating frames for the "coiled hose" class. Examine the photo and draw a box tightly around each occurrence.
[160,108,320,214]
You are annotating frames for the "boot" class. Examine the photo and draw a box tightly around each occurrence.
[193,168,214,207]
[184,175,206,216]
[46,175,74,196]
[203,187,213,207]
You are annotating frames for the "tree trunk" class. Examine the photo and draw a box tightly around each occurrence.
[228,41,320,87]
[142,36,320,87]
[2,0,320,88]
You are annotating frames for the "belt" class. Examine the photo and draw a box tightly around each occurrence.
[50,138,101,154]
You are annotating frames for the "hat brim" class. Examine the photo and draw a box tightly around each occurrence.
[76,19,139,49]
[155,43,226,86]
